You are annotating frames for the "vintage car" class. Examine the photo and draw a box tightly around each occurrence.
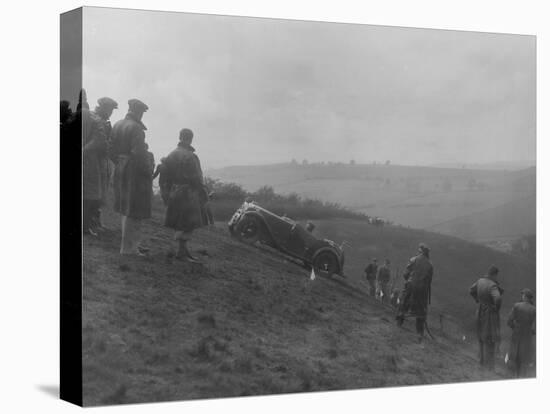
[228,201,345,276]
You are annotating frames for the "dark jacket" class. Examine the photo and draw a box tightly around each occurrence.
[507,300,535,366]
[110,113,152,219]
[365,263,378,281]
[162,143,206,232]
[470,276,502,343]
[82,109,107,201]
[93,112,113,204]
[399,253,433,318]
[376,265,391,284]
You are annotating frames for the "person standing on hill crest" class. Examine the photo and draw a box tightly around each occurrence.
[396,243,434,340]
[506,288,535,378]
[110,98,152,256]
[162,128,207,263]
[469,265,503,371]
[364,258,378,296]
[376,259,391,303]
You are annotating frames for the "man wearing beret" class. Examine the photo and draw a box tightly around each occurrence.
[396,243,434,340]
[110,99,152,255]
[162,128,207,262]
[469,265,503,370]
[507,288,536,377]
[90,97,118,231]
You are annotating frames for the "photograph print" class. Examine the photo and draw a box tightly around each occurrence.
[60,6,536,406]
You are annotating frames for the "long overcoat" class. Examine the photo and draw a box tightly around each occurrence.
[82,109,107,201]
[162,143,206,232]
[470,276,502,344]
[507,301,536,367]
[96,116,113,205]
[110,113,152,219]
[399,253,433,318]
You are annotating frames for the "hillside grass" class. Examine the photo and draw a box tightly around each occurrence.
[81,207,513,406]
[312,218,536,336]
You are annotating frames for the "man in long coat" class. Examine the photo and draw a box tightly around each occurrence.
[110,99,152,255]
[469,265,503,370]
[396,243,434,339]
[376,259,391,304]
[364,258,378,296]
[162,128,207,262]
[81,93,107,236]
[507,288,535,377]
[91,97,118,230]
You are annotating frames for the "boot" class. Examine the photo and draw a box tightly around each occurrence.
[396,314,404,327]
[176,240,202,263]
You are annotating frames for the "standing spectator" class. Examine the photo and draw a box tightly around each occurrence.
[396,244,434,341]
[91,97,118,230]
[507,288,536,377]
[469,265,503,370]
[364,258,378,296]
[81,93,108,236]
[163,128,207,262]
[376,259,391,303]
[110,99,152,255]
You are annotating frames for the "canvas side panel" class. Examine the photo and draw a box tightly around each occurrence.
[60,7,83,407]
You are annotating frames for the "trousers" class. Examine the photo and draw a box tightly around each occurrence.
[479,340,496,370]
[120,215,142,255]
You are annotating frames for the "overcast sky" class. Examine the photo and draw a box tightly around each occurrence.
[81,7,535,169]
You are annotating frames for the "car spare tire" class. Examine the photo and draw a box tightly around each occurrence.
[313,251,339,276]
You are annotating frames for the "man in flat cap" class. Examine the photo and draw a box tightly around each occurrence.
[162,128,207,262]
[396,243,434,340]
[506,288,536,377]
[469,265,503,370]
[110,98,152,255]
[89,97,118,231]
[80,91,108,236]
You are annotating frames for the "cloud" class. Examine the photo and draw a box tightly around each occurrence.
[81,7,535,168]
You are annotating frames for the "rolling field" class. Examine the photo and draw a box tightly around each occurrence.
[209,163,535,240]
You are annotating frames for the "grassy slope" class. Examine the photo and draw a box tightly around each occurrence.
[82,209,507,406]
[426,194,536,241]
[314,219,535,329]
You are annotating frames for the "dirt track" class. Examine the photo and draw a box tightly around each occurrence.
[82,209,505,406]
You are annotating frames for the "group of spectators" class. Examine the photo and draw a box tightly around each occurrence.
[364,246,535,378]
[61,89,212,263]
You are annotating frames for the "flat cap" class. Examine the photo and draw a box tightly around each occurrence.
[418,243,430,254]
[521,288,534,300]
[128,98,148,112]
[97,97,118,109]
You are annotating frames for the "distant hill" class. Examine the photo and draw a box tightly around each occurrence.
[208,163,535,240]
[429,161,535,171]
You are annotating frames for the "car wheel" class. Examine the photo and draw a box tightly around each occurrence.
[313,251,339,276]
[235,215,263,244]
